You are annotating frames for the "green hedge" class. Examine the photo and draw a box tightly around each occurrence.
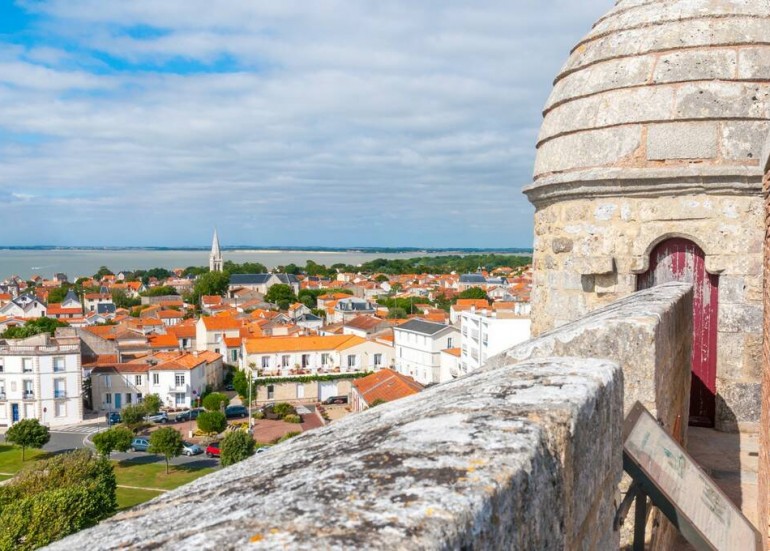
[254,372,369,387]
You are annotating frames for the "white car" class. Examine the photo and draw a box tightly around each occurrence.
[182,441,203,456]
[144,411,169,424]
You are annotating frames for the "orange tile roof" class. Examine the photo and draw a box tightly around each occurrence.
[443,347,461,357]
[84,325,118,340]
[148,333,179,348]
[224,337,242,347]
[453,299,490,310]
[158,310,183,319]
[200,316,241,330]
[46,304,82,315]
[492,301,516,310]
[244,335,364,354]
[168,325,196,339]
[352,368,423,405]
[91,363,151,374]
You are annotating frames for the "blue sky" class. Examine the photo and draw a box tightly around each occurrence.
[0,0,612,248]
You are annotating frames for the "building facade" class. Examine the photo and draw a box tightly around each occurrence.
[0,333,82,427]
[458,311,531,375]
[393,319,460,386]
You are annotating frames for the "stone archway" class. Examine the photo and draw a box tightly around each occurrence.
[637,237,719,427]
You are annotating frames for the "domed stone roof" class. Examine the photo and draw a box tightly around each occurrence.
[527,0,770,203]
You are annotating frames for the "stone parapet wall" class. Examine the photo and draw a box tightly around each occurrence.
[50,356,623,550]
[528,193,763,431]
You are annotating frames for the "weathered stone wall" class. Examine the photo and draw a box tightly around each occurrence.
[526,0,770,433]
[528,194,763,432]
[49,356,623,550]
[491,281,693,550]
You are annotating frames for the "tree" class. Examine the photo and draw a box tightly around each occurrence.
[457,287,489,300]
[192,271,230,304]
[265,284,297,308]
[143,394,162,415]
[120,404,146,426]
[111,289,141,309]
[374,274,389,283]
[196,411,227,435]
[232,370,255,401]
[148,427,183,474]
[93,266,114,279]
[46,285,71,304]
[1,317,69,339]
[0,449,116,549]
[220,430,256,467]
[5,419,50,461]
[202,392,229,412]
[142,286,178,297]
[387,307,407,319]
[92,427,133,457]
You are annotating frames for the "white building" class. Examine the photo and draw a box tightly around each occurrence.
[0,333,82,427]
[393,319,460,386]
[459,311,531,375]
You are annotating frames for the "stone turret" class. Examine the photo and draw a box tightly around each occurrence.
[209,229,223,272]
[527,0,770,431]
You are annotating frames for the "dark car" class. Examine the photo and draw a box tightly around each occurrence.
[106,412,122,426]
[225,405,248,418]
[322,396,348,405]
[224,384,235,391]
[175,408,204,423]
[205,442,220,458]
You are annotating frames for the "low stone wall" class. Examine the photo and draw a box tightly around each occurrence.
[49,356,623,550]
[491,281,693,550]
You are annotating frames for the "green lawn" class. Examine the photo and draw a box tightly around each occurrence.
[113,460,215,491]
[116,487,164,511]
[0,444,46,474]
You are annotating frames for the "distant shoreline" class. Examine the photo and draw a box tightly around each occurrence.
[0,246,533,255]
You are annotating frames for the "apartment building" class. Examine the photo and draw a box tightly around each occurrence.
[393,319,460,386]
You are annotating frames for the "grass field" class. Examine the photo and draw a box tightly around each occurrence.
[0,444,46,473]
[116,487,165,511]
[113,460,215,491]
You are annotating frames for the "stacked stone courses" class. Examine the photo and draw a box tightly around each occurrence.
[526,0,770,433]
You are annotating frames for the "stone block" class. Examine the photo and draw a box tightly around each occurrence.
[647,122,718,160]
[573,256,614,276]
[737,46,770,80]
[551,237,573,254]
[717,332,744,380]
[652,48,737,83]
[673,82,770,120]
[718,276,745,304]
[720,120,769,161]
[718,303,763,334]
[716,380,762,431]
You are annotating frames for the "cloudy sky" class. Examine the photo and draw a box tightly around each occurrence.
[0,0,611,248]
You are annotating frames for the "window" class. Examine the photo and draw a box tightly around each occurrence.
[134,375,142,385]
[267,385,274,400]
[152,373,159,385]
[137,393,143,402]
[175,374,185,387]
[301,354,310,368]
[23,380,33,398]
[282,355,290,368]
[104,375,111,388]
[175,393,185,406]
[321,353,329,366]
[55,402,67,418]
[347,355,356,368]
[0,360,3,372]
[447,338,453,348]
[296,384,305,399]
[105,393,112,404]
[22,358,32,373]
[53,357,65,372]
[0,380,5,398]
[54,379,66,398]
[374,354,382,367]
[262,356,270,369]
[125,393,132,404]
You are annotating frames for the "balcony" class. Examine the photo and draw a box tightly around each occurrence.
[23,391,34,400]
[168,384,190,393]
[0,392,6,400]
[54,390,67,399]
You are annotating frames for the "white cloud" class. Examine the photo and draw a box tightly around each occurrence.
[1,0,613,247]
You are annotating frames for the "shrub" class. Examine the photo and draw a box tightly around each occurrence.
[142,394,162,415]
[0,449,116,550]
[5,419,50,461]
[271,402,296,418]
[252,411,265,420]
[120,404,146,426]
[202,392,229,412]
[220,430,256,467]
[272,431,301,445]
[283,414,301,424]
[197,411,227,435]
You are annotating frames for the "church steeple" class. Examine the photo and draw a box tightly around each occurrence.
[209,229,223,272]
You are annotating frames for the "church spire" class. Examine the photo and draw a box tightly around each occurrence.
[209,229,223,272]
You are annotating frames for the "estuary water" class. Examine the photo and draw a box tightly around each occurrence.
[0,249,468,281]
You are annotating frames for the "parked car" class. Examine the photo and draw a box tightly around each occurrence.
[205,442,221,458]
[106,412,122,426]
[224,384,235,391]
[129,437,150,452]
[225,405,248,419]
[145,411,169,424]
[322,396,348,405]
[182,441,203,456]
[174,408,204,423]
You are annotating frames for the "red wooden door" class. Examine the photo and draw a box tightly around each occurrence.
[637,238,719,427]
